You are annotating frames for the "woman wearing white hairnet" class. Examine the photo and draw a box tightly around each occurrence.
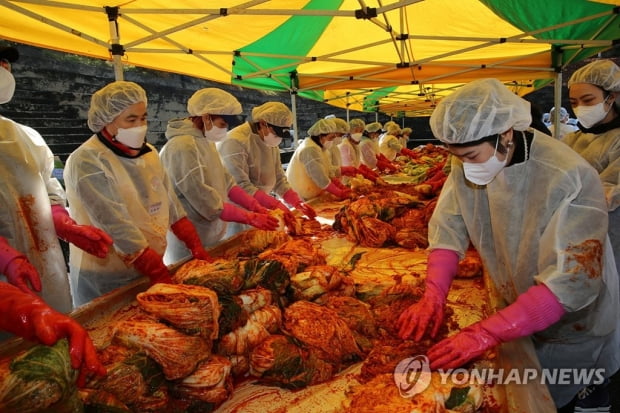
[338,118,381,182]
[379,122,418,160]
[64,81,213,306]
[563,59,620,286]
[219,101,317,227]
[286,119,353,201]
[397,78,619,411]
[160,88,278,263]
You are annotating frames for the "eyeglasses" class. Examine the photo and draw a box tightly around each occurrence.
[0,59,11,72]
[267,123,291,139]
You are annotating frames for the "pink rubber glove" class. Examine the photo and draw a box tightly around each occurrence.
[170,217,213,262]
[228,186,269,214]
[340,166,359,177]
[357,164,380,182]
[254,190,297,229]
[0,283,106,387]
[428,284,565,370]
[282,188,317,220]
[0,237,41,295]
[51,205,112,259]
[132,247,174,285]
[400,147,419,158]
[220,203,279,231]
[325,180,352,199]
[397,249,459,341]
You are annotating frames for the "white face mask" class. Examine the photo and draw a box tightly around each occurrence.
[263,132,282,147]
[0,67,16,104]
[323,140,334,150]
[203,117,228,142]
[463,138,508,185]
[115,125,148,149]
[574,97,612,129]
[332,136,343,146]
[350,132,363,142]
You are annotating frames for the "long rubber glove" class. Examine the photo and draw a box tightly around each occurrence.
[376,154,399,173]
[325,180,352,199]
[254,190,297,229]
[0,236,41,294]
[228,186,269,214]
[170,217,213,262]
[400,147,419,158]
[398,248,459,341]
[428,284,565,370]
[52,205,113,259]
[0,283,106,387]
[282,188,317,220]
[340,166,359,177]
[220,203,279,231]
[132,247,174,285]
[357,164,381,182]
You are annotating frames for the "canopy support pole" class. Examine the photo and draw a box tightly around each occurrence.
[552,71,562,137]
[106,6,125,81]
[291,91,299,148]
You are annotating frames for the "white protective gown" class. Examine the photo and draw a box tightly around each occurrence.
[0,116,72,312]
[160,118,236,263]
[64,135,186,306]
[338,138,361,167]
[286,138,334,201]
[428,131,620,407]
[378,133,403,160]
[219,122,292,197]
[562,127,620,276]
[358,136,379,169]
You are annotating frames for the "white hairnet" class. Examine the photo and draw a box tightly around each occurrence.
[550,106,569,119]
[430,78,531,144]
[386,123,401,134]
[349,118,365,129]
[568,59,620,92]
[402,127,412,135]
[329,118,350,134]
[308,118,337,136]
[88,81,147,132]
[187,88,242,116]
[251,102,293,127]
[365,122,383,133]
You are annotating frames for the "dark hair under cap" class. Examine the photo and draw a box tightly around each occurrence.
[0,46,19,63]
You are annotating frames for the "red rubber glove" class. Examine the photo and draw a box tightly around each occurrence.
[0,237,41,295]
[132,247,174,285]
[400,147,419,158]
[282,188,317,220]
[228,186,269,214]
[170,217,213,262]
[254,190,298,229]
[326,180,352,200]
[376,154,399,173]
[0,283,106,387]
[220,203,279,231]
[357,164,380,182]
[397,249,459,341]
[340,166,359,177]
[52,205,113,259]
[428,284,565,370]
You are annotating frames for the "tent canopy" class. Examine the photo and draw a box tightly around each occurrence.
[1,0,618,116]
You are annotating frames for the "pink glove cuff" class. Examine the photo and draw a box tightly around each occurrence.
[228,186,263,212]
[282,188,302,207]
[426,248,459,298]
[0,237,26,275]
[487,284,565,343]
[254,190,280,210]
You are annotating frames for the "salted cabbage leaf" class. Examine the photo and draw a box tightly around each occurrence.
[0,339,81,413]
[172,355,232,406]
[173,259,244,295]
[113,320,210,380]
[136,283,220,340]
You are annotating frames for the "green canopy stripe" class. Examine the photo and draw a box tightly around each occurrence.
[233,0,343,90]
[363,87,398,112]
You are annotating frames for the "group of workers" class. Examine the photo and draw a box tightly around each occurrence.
[1,42,619,412]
